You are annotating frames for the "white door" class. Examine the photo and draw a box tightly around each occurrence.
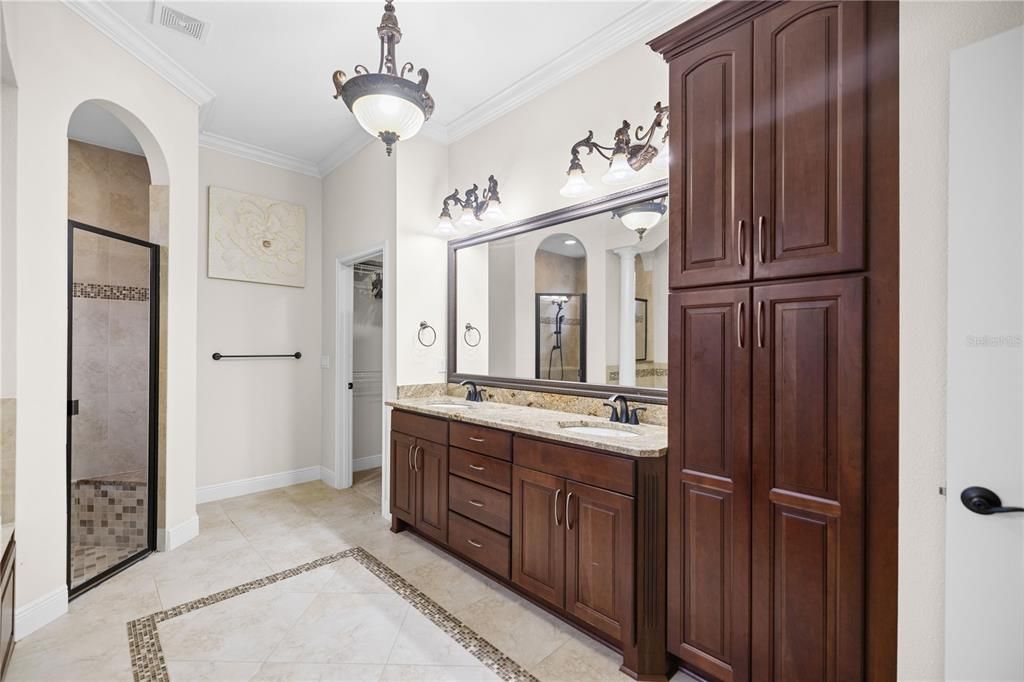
[946,25,1024,680]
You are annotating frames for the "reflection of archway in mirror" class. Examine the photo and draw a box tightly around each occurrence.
[534,233,587,382]
[66,99,169,596]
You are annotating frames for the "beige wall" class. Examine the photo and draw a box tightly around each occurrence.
[3,0,200,635]
[197,147,323,492]
[899,1,1024,677]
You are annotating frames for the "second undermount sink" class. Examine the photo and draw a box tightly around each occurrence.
[557,422,641,439]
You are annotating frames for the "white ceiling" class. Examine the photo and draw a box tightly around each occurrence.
[64,1,698,176]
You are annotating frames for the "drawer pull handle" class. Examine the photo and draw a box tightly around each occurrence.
[468,499,485,508]
[468,464,486,471]
[553,488,562,526]
[565,491,575,531]
[468,436,486,443]
[467,539,483,548]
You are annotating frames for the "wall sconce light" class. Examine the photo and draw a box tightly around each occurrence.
[435,175,506,236]
[559,102,669,198]
[612,198,667,241]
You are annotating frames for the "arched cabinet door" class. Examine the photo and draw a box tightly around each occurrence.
[668,22,753,288]
[752,1,866,280]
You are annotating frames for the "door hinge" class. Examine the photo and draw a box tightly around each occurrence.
[67,399,79,416]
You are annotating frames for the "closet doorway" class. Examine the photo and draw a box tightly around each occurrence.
[335,247,388,511]
[67,221,158,597]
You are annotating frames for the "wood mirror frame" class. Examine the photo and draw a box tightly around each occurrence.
[447,179,668,404]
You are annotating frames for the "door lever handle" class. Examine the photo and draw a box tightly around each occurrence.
[960,486,1024,515]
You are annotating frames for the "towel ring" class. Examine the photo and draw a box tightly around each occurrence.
[417,321,437,347]
[464,323,482,348]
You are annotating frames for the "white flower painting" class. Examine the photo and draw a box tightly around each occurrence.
[208,186,306,287]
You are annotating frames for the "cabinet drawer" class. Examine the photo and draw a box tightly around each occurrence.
[449,475,511,535]
[448,512,510,579]
[450,448,511,493]
[514,436,635,496]
[392,410,448,445]
[450,422,512,461]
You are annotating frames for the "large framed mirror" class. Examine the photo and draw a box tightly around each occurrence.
[447,180,667,404]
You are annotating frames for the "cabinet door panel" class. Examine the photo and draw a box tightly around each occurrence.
[511,466,565,610]
[565,481,633,643]
[390,431,416,524]
[667,288,751,681]
[753,1,866,279]
[669,22,753,288]
[415,439,448,543]
[752,277,864,680]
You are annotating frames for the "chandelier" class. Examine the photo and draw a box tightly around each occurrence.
[331,2,435,156]
[435,175,507,236]
[612,198,667,242]
[560,102,669,198]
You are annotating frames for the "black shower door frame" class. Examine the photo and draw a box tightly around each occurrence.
[66,220,159,598]
[534,292,587,383]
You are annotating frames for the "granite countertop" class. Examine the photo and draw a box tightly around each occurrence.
[386,397,667,458]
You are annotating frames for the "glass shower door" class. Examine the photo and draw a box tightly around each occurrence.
[67,222,158,595]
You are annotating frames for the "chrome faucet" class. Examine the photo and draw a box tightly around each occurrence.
[460,380,485,402]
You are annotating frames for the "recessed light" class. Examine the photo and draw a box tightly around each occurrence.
[564,239,577,245]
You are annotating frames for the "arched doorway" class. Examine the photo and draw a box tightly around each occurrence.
[65,101,169,596]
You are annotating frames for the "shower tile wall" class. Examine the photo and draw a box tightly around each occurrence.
[72,235,151,483]
[534,250,586,380]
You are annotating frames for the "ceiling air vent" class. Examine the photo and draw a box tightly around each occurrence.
[153,3,208,42]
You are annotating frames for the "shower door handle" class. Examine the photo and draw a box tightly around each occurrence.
[68,399,79,417]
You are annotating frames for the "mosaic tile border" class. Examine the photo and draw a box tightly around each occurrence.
[126,546,538,682]
[73,282,150,302]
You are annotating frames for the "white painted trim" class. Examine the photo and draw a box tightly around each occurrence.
[334,245,389,497]
[195,466,321,504]
[353,454,382,472]
[15,585,68,640]
[60,0,215,106]
[444,1,707,142]
[199,132,321,178]
[319,466,337,488]
[156,513,199,551]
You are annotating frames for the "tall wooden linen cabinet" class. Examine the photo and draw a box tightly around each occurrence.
[650,2,898,680]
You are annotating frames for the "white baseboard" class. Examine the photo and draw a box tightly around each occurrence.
[157,513,199,551]
[15,585,68,640]
[319,466,337,488]
[353,453,382,472]
[196,466,322,504]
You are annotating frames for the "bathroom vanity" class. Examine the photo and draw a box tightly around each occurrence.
[387,398,670,680]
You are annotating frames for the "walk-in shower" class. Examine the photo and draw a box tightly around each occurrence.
[67,221,158,595]
[535,293,586,382]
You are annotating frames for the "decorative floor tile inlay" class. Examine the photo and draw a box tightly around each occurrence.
[126,546,538,682]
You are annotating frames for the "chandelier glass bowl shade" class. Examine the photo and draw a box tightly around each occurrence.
[332,2,435,156]
[613,200,667,241]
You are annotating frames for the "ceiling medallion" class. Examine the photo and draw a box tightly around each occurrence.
[435,175,507,236]
[331,2,435,156]
[560,102,669,198]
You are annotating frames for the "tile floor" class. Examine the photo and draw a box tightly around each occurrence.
[8,478,691,681]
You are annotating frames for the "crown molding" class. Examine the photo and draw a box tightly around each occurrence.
[61,0,215,106]
[444,1,708,143]
[199,132,321,178]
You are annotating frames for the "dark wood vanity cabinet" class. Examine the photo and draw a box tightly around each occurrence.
[0,538,13,681]
[654,2,898,680]
[390,411,669,679]
[390,411,448,543]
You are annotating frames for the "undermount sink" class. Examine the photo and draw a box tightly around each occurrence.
[425,402,472,410]
[557,422,641,439]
